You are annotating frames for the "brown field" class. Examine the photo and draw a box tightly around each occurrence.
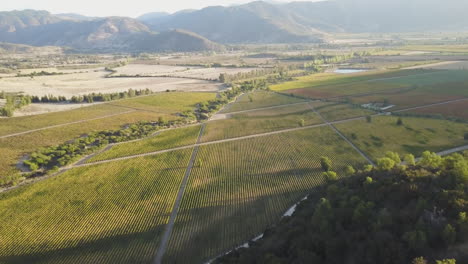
[114,64,258,80]
[0,68,222,97]
[405,100,468,120]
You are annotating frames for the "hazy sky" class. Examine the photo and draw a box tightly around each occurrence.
[0,0,318,18]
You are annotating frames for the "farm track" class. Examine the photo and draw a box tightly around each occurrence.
[153,124,206,264]
[221,101,310,115]
[0,110,136,139]
[307,103,376,166]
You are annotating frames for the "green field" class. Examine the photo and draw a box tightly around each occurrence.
[87,125,202,163]
[0,150,192,264]
[164,126,368,263]
[110,92,216,113]
[335,116,468,160]
[0,104,130,137]
[312,101,375,122]
[0,92,215,185]
[202,103,323,142]
[220,91,306,113]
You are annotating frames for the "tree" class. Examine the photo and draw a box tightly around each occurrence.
[419,151,442,168]
[404,154,416,166]
[219,73,226,83]
[412,257,427,264]
[320,156,332,172]
[442,224,456,246]
[248,95,253,103]
[397,117,403,126]
[345,165,356,175]
[436,259,456,264]
[323,171,338,182]
[158,116,166,125]
[366,115,372,123]
[299,119,305,127]
[385,151,401,164]
[377,157,396,171]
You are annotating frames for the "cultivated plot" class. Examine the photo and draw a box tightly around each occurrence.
[220,91,306,113]
[164,126,368,263]
[87,125,202,163]
[0,150,192,264]
[202,103,323,142]
[311,101,375,122]
[403,100,468,121]
[335,116,468,161]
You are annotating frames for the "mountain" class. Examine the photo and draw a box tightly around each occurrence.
[137,12,170,23]
[55,13,99,21]
[0,10,223,52]
[141,0,468,44]
[142,1,327,44]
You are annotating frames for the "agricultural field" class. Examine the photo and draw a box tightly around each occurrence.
[311,101,376,122]
[202,103,323,142]
[402,99,468,121]
[114,64,258,80]
[164,126,368,263]
[87,125,202,163]
[0,68,222,97]
[0,92,213,184]
[108,92,216,114]
[0,150,192,264]
[335,115,468,161]
[220,91,306,113]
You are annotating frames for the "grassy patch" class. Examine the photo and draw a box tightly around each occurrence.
[335,115,468,160]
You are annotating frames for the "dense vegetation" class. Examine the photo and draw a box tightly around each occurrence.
[217,151,468,264]
[0,92,32,117]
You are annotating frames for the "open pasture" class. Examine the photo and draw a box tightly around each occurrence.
[87,125,202,163]
[202,103,323,142]
[164,126,368,263]
[0,150,192,264]
[335,116,468,161]
[220,91,306,113]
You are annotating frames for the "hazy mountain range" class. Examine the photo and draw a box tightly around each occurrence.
[0,0,467,52]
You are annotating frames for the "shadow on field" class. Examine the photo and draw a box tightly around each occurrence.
[0,224,165,264]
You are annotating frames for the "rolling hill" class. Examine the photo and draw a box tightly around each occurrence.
[0,10,223,52]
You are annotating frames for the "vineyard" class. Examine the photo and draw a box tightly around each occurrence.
[311,101,375,122]
[404,99,468,120]
[220,91,306,113]
[202,103,323,142]
[87,125,202,163]
[0,150,192,264]
[110,92,216,114]
[0,104,129,137]
[164,126,368,263]
[335,115,468,161]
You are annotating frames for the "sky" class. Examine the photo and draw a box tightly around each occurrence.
[0,0,317,18]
